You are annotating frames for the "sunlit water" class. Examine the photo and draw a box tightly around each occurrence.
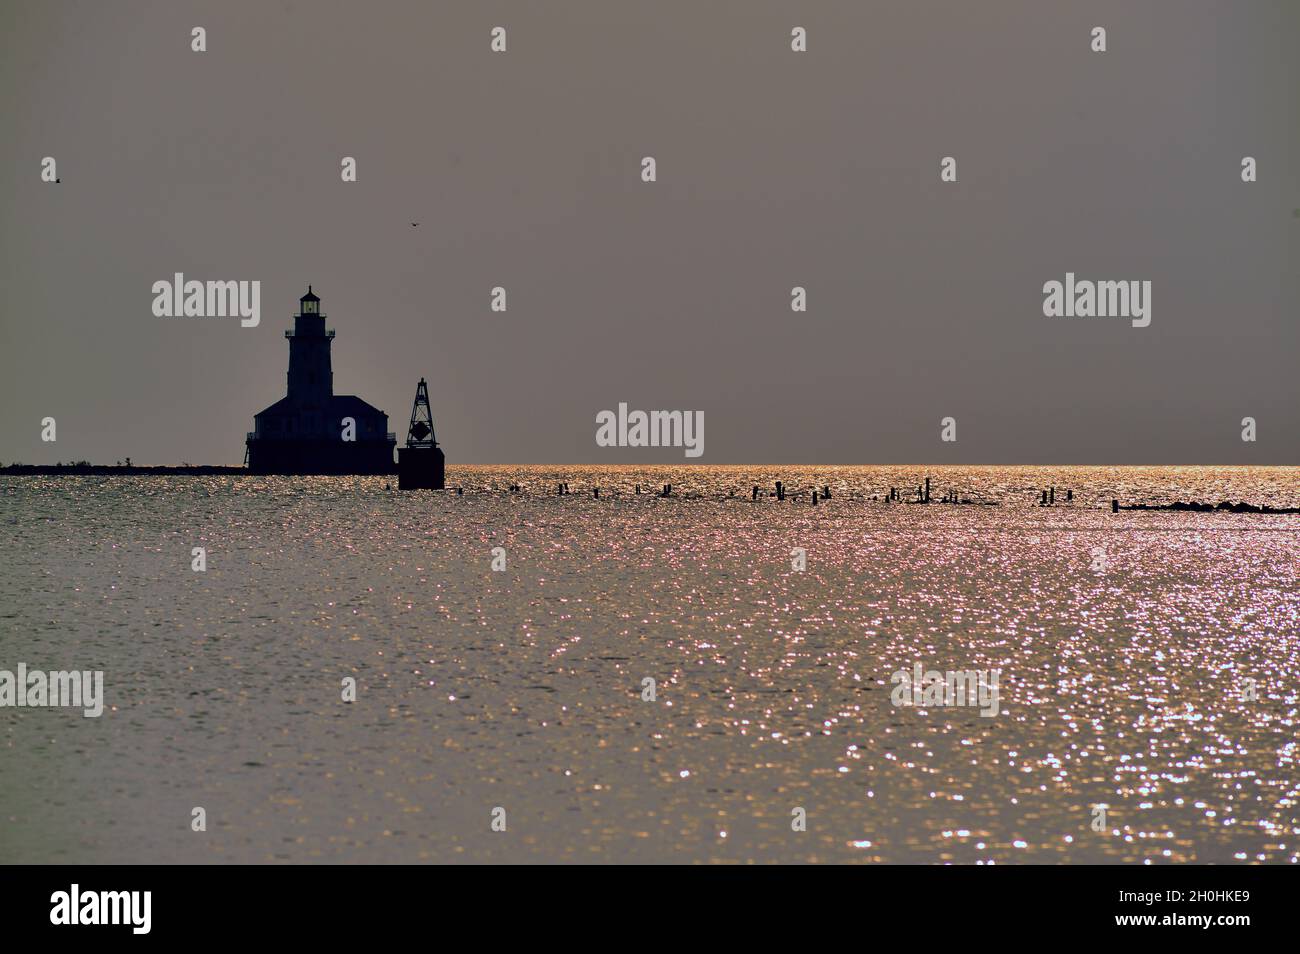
[1,466,1296,864]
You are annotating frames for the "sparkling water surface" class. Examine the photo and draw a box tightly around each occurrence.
[1,466,1297,864]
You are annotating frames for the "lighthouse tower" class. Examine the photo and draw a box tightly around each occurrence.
[286,286,333,403]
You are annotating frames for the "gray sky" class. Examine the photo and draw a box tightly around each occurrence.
[2,0,1297,465]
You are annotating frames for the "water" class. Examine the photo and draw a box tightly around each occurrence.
[1,466,1296,864]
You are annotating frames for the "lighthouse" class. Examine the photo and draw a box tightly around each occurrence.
[285,285,332,403]
[246,287,397,474]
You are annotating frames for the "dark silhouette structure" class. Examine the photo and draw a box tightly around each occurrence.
[1115,499,1300,514]
[396,378,445,489]
[246,287,396,474]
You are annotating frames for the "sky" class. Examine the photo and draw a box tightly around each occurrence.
[2,0,1297,465]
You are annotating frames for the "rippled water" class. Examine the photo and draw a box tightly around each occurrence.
[1,466,1297,864]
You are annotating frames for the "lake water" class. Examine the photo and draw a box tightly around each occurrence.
[1,466,1296,863]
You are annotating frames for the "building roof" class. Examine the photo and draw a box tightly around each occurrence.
[300,285,320,302]
[255,394,386,420]
[330,395,386,418]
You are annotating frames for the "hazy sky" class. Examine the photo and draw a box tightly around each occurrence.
[2,0,1297,465]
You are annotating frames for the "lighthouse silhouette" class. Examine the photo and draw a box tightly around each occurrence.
[245,287,397,474]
